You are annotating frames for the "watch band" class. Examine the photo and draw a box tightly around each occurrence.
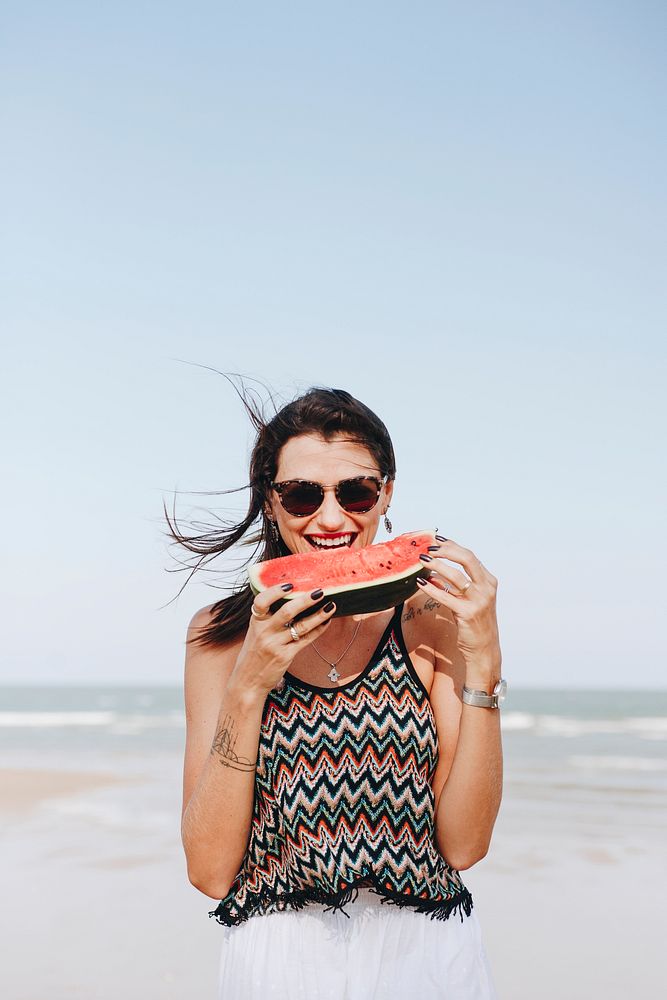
[462,679,507,709]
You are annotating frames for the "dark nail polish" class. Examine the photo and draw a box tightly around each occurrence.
[419,553,432,562]
[416,576,428,585]
[323,601,335,613]
[435,534,448,542]
[427,545,440,552]
[281,583,294,591]
[310,589,324,600]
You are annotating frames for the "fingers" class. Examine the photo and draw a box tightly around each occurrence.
[415,538,498,616]
[251,585,336,636]
[286,603,336,645]
[251,583,295,618]
[414,573,460,610]
[419,553,471,594]
[247,587,334,678]
[272,588,328,629]
[423,538,497,589]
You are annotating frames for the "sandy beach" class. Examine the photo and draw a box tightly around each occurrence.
[1,768,134,816]
[2,758,665,1000]
[2,685,666,999]
[1,763,219,1000]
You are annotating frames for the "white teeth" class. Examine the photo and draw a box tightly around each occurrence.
[310,534,353,548]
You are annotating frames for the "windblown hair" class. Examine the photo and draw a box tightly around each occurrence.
[164,381,396,648]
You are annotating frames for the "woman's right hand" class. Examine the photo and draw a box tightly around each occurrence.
[230,586,335,697]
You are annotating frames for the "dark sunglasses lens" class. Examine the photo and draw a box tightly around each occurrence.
[279,482,323,516]
[337,478,380,513]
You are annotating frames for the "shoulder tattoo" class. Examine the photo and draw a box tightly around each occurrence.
[402,596,441,623]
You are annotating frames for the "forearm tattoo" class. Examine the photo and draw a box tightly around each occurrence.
[210,714,257,772]
[402,596,441,622]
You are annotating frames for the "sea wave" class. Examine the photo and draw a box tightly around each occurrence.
[3,706,666,743]
[0,711,184,730]
[502,712,667,740]
[568,755,667,772]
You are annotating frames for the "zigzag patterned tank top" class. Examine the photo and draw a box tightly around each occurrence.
[209,603,473,926]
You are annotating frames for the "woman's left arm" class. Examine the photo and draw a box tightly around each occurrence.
[417,538,504,871]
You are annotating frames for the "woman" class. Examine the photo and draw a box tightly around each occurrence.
[175,386,503,999]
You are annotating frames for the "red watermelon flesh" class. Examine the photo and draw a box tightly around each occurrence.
[249,530,435,618]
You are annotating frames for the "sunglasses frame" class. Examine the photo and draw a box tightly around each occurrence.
[269,475,387,518]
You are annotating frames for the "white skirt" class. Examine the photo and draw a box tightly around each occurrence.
[217,890,497,1000]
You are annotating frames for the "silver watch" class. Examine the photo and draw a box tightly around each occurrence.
[462,679,507,709]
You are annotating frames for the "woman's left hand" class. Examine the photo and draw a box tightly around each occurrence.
[417,537,501,674]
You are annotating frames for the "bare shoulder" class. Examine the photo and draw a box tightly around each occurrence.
[396,591,459,699]
[401,593,465,796]
[185,602,244,645]
[187,602,219,639]
[401,591,460,667]
[183,605,245,720]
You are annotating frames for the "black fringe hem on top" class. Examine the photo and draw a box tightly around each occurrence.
[208,873,473,927]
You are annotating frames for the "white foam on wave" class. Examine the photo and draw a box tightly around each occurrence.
[0,711,116,727]
[108,713,183,734]
[623,717,667,740]
[501,713,667,740]
[500,712,536,731]
[0,711,184,730]
[569,755,667,772]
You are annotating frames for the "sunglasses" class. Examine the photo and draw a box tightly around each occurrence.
[270,476,386,517]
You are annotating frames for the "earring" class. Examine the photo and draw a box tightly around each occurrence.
[384,510,393,534]
[268,519,280,542]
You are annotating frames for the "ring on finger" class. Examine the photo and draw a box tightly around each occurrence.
[251,604,271,620]
[289,624,300,642]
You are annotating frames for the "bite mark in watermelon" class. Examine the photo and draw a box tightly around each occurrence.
[248,530,435,618]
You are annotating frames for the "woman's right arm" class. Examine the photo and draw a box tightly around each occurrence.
[180,612,266,899]
[180,588,335,899]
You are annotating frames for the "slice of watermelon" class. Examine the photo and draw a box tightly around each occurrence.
[248,530,435,618]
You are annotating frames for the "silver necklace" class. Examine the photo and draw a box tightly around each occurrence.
[311,620,362,683]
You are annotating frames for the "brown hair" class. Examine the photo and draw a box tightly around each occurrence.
[165,381,397,648]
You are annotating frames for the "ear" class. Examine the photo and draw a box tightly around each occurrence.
[264,499,277,522]
[382,478,394,511]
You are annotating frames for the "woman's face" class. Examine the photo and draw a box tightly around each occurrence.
[267,433,393,555]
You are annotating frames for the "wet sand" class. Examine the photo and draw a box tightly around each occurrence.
[0,767,134,816]
[1,764,665,1000]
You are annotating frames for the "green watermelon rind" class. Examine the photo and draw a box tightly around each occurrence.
[248,530,435,619]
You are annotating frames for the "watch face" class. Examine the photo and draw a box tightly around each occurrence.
[494,679,508,705]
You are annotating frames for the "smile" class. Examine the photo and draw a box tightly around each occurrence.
[306,533,356,550]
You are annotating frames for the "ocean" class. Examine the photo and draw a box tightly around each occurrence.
[2,685,665,1000]
[2,684,666,842]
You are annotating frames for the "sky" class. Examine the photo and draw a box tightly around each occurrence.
[2,1,665,687]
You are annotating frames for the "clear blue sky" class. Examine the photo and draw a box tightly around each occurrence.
[2,2,665,686]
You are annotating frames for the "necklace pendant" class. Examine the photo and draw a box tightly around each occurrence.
[327,664,340,683]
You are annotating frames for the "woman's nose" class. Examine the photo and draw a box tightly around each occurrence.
[315,488,346,530]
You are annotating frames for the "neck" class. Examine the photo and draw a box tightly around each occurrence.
[310,615,363,682]
[317,615,361,644]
